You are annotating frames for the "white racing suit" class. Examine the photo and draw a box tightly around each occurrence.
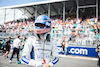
[21,34,59,67]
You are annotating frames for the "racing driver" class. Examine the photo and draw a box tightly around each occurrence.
[21,15,59,67]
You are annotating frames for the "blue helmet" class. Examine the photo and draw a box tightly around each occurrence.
[34,15,51,34]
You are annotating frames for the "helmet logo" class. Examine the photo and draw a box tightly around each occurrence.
[46,22,50,26]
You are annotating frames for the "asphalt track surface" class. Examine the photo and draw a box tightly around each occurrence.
[0,52,99,67]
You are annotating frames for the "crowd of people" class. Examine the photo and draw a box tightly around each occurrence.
[0,16,100,38]
[0,16,100,51]
[0,19,34,37]
[51,17,100,48]
[0,16,100,48]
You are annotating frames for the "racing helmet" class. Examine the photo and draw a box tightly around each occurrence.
[34,15,51,34]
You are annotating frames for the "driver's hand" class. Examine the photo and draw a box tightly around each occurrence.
[95,48,98,52]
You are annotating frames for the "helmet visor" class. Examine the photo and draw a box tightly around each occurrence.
[35,23,46,27]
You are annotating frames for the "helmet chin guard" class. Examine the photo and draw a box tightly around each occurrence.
[34,15,51,34]
[34,27,50,34]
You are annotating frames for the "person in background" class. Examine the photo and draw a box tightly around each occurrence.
[21,37,27,50]
[95,43,100,66]
[21,15,59,67]
[4,37,11,58]
[17,37,27,64]
[9,35,21,63]
[1,38,6,50]
[0,41,2,50]
[65,40,69,55]
[62,40,65,54]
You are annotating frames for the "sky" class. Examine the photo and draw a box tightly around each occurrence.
[0,0,62,8]
[0,0,49,7]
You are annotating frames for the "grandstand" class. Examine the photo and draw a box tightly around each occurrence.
[0,0,100,57]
